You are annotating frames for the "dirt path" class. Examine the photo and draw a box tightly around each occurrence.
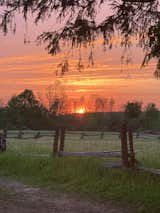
[0,178,132,213]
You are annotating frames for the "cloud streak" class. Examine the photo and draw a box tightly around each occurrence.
[0,38,159,109]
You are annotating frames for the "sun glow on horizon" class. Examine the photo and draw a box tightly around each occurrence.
[76,107,86,114]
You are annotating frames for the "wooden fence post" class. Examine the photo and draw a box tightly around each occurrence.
[100,132,104,139]
[0,133,6,152]
[3,129,7,138]
[120,123,129,167]
[53,128,59,156]
[59,127,65,156]
[128,128,136,167]
[80,132,85,139]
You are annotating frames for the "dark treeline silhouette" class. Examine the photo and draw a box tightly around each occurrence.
[0,90,159,131]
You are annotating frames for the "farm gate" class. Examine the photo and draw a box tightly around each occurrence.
[53,125,137,168]
[4,128,160,171]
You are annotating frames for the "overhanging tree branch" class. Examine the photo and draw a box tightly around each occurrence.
[0,0,160,76]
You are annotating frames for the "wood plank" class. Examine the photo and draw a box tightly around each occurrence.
[60,151,121,157]
[138,166,160,176]
[102,162,122,168]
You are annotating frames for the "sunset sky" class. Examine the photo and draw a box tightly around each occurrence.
[0,13,160,111]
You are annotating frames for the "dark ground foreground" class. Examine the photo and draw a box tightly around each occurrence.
[0,178,134,213]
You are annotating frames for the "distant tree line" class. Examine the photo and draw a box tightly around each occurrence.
[0,89,159,131]
[124,101,160,132]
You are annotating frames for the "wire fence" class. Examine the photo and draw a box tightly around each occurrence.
[64,131,121,153]
[5,130,160,169]
[7,131,55,157]
[134,133,160,169]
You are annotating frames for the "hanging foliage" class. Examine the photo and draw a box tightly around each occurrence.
[0,0,160,75]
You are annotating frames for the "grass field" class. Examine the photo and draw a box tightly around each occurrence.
[1,130,159,212]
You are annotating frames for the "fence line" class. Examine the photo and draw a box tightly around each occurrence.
[3,129,160,170]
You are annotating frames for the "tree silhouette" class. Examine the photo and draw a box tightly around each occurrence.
[144,103,159,129]
[124,101,142,119]
[94,97,106,112]
[109,98,115,112]
[7,89,48,129]
[124,101,142,133]
[1,0,160,76]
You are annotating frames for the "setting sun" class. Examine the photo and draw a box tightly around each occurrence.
[76,107,86,114]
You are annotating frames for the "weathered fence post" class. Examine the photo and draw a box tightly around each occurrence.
[53,128,60,156]
[128,128,136,167]
[3,129,7,138]
[120,123,129,167]
[0,132,6,152]
[100,132,104,139]
[59,127,65,156]
[17,130,23,139]
[80,132,85,139]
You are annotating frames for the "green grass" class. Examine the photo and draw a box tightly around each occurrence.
[1,131,160,212]
[0,153,160,213]
[8,137,53,155]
